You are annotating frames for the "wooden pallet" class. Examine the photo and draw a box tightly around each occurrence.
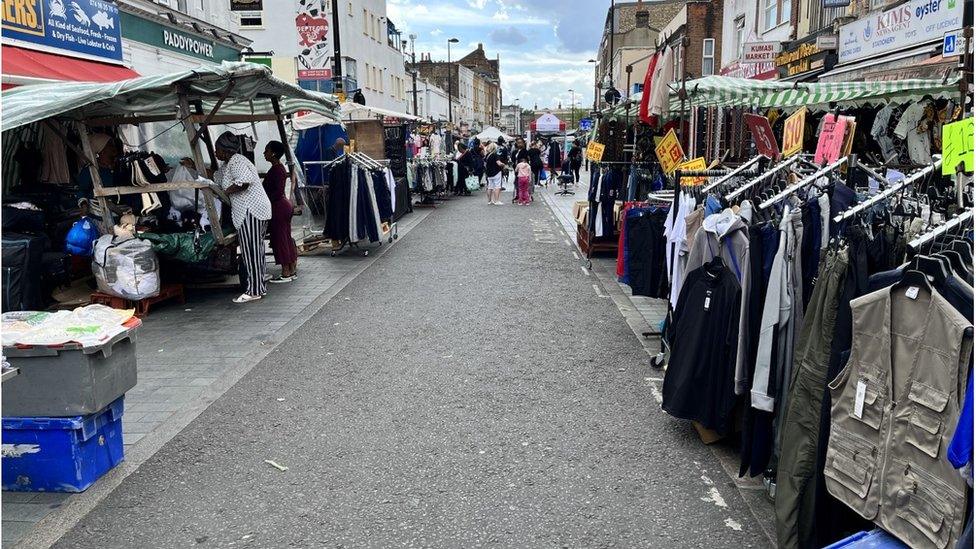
[91,283,185,317]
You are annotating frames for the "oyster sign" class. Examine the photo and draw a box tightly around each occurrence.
[839,0,964,63]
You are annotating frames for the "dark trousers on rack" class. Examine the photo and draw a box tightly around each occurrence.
[773,247,848,549]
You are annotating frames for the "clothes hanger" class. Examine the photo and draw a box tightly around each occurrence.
[949,239,973,265]
[935,249,969,279]
[907,255,949,287]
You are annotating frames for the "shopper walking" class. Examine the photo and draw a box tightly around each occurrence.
[262,140,299,283]
[528,139,544,186]
[484,142,508,206]
[515,156,532,205]
[568,139,583,183]
[455,142,473,196]
[214,131,272,304]
[471,138,485,187]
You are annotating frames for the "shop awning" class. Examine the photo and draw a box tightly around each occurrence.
[609,74,961,119]
[1,62,341,132]
[531,113,566,133]
[1,45,139,86]
[292,102,421,130]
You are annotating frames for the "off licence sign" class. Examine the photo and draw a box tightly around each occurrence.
[782,107,807,157]
[655,129,685,175]
[585,141,606,162]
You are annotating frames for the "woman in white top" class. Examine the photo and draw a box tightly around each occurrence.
[213,131,272,303]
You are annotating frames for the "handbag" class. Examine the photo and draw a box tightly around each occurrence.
[465,175,479,191]
[540,168,548,180]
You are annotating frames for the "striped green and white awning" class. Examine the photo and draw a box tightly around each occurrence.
[608,75,961,119]
[1,61,341,132]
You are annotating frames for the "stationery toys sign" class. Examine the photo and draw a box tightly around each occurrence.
[296,0,332,80]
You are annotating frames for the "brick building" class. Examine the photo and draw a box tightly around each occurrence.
[596,0,685,108]
[458,44,502,130]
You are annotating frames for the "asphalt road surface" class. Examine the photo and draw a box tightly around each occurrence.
[55,196,770,548]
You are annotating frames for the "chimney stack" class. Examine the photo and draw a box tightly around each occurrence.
[635,0,649,27]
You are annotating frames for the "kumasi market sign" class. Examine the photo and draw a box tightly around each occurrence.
[742,42,781,64]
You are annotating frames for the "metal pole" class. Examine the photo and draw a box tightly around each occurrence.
[608,0,615,87]
[330,0,343,95]
[410,35,418,117]
[570,89,576,127]
[447,40,453,129]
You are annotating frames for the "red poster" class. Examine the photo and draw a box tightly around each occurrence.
[296,1,333,81]
[814,114,849,165]
[743,114,780,159]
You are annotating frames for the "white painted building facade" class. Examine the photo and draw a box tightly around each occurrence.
[237,0,409,113]
[407,78,451,122]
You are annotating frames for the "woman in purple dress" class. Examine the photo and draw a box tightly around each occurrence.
[262,141,299,282]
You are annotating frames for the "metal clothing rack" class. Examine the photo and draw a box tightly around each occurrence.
[726,155,803,201]
[909,209,974,249]
[410,156,450,207]
[759,156,849,210]
[701,155,765,193]
[834,159,942,223]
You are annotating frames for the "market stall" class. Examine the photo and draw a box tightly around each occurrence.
[586,70,973,549]
[1,61,341,310]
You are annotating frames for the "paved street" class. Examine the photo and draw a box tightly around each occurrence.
[46,194,770,548]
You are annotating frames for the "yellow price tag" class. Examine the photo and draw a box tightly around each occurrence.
[654,129,685,175]
[781,107,807,158]
[942,118,974,175]
[585,141,606,162]
[675,157,707,185]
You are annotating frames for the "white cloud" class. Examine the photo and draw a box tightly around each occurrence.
[430,28,443,36]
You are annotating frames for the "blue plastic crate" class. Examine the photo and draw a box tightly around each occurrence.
[2,397,125,492]
[824,529,909,549]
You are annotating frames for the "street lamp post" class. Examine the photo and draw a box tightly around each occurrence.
[587,59,597,111]
[409,34,418,117]
[447,37,459,130]
[330,0,343,96]
[568,89,575,127]
[514,98,520,135]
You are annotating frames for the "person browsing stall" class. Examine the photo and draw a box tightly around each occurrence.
[213,131,272,304]
[262,140,299,283]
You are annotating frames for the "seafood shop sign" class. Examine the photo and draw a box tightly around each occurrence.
[1,0,123,62]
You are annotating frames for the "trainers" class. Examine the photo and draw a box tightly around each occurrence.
[269,275,295,284]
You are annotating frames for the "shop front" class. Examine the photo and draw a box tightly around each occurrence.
[821,0,966,81]
[775,30,838,82]
[118,5,247,76]
[1,0,138,87]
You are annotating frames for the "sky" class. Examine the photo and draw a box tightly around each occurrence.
[385,0,609,112]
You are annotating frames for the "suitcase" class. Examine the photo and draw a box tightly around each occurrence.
[2,232,47,311]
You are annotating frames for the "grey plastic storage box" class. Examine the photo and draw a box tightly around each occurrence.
[2,319,140,417]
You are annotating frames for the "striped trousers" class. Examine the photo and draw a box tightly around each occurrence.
[239,212,268,297]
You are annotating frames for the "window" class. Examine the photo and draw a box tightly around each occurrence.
[763,0,790,30]
[364,62,371,89]
[345,59,357,80]
[362,9,368,34]
[702,39,715,76]
[672,43,683,81]
[239,12,263,27]
[734,17,745,59]
[348,1,353,15]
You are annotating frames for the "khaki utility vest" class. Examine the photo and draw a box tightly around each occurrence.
[826,285,973,549]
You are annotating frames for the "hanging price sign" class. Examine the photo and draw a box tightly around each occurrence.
[655,129,685,175]
[675,157,707,185]
[782,107,807,158]
[942,118,974,175]
[585,141,606,162]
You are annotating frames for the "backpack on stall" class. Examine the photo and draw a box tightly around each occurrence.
[64,217,100,256]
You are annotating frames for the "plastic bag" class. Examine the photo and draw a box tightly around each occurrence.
[92,235,160,300]
[65,217,100,256]
[465,175,480,191]
[167,167,220,228]
[540,169,548,181]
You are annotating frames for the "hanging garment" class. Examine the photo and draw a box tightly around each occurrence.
[371,170,394,221]
[774,247,850,549]
[625,207,669,298]
[871,104,897,162]
[894,101,933,165]
[326,161,351,242]
[648,47,674,125]
[824,284,972,549]
[664,192,697,309]
[684,208,753,394]
[348,164,361,242]
[384,167,397,215]
[751,205,803,412]
[638,51,661,125]
[587,169,620,238]
[39,121,71,184]
[358,169,382,243]
[662,258,742,434]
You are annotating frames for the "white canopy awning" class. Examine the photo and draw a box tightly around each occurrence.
[293,102,421,130]
[474,126,514,142]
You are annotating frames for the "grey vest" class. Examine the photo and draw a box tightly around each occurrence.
[825,285,973,549]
